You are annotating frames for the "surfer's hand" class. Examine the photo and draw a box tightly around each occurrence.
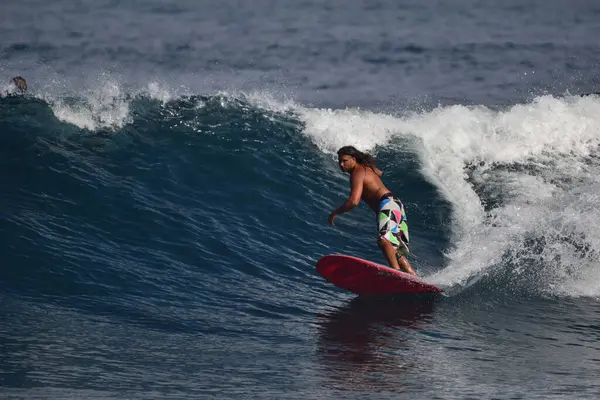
[328,211,337,225]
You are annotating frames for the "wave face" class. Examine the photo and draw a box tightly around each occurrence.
[3,85,600,397]
[4,1,600,397]
[10,87,600,296]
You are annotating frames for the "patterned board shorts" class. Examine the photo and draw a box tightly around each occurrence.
[377,192,410,256]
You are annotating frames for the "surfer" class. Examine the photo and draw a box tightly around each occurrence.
[328,146,417,275]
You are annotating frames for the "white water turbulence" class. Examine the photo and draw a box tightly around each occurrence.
[36,78,178,132]
[295,94,600,298]
[42,81,133,132]
[409,94,600,297]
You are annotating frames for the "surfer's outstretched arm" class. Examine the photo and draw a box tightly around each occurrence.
[328,167,364,225]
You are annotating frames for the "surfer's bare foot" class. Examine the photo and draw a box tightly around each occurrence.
[401,261,417,276]
[378,239,417,275]
[396,252,417,275]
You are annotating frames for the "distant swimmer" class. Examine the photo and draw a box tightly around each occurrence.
[328,146,417,275]
[10,76,27,94]
[2,76,28,96]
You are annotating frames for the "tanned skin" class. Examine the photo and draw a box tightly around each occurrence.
[328,154,416,275]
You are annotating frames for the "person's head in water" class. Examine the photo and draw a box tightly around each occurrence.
[10,76,27,94]
[337,146,376,173]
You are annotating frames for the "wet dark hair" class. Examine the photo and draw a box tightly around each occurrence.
[337,146,377,170]
[11,76,27,93]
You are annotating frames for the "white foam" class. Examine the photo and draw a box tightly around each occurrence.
[0,81,20,96]
[284,93,600,297]
[43,80,132,131]
[244,90,300,113]
[412,96,600,295]
[145,81,174,103]
[35,76,188,132]
[27,83,600,297]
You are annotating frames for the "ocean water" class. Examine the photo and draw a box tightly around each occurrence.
[2,1,600,399]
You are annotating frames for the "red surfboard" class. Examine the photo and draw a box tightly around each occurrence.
[316,254,443,295]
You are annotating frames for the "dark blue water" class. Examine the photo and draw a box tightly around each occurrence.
[3,1,600,399]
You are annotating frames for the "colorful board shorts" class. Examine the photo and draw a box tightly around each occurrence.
[377,192,410,255]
